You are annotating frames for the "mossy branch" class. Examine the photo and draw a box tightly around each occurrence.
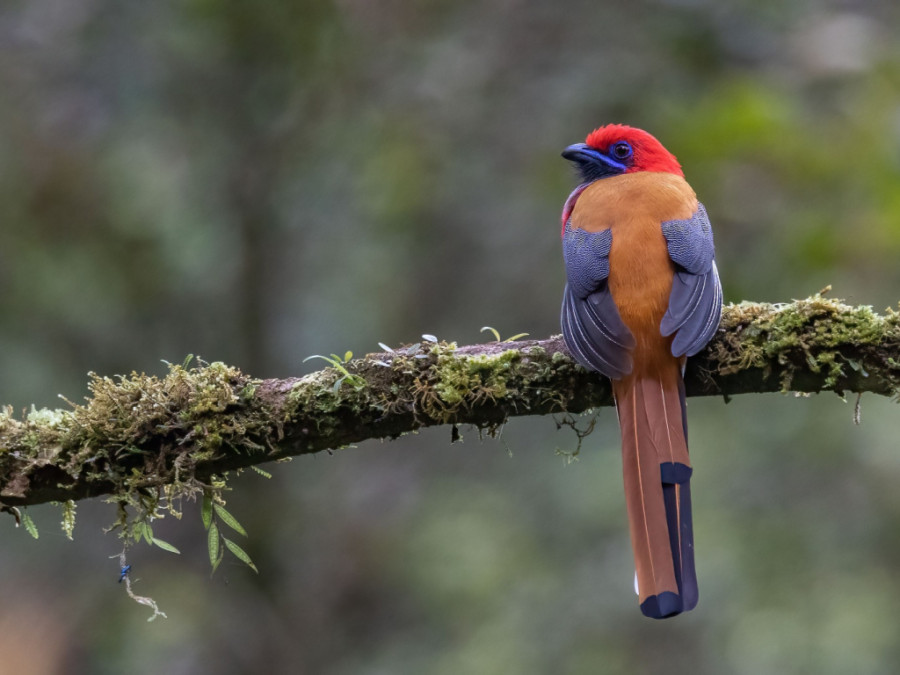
[1,296,899,510]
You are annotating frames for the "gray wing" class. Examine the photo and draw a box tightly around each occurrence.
[660,203,723,357]
[560,225,635,379]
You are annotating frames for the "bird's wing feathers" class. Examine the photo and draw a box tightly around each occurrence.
[660,203,723,357]
[562,224,612,298]
[561,224,635,379]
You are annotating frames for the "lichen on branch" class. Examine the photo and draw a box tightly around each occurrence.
[1,295,899,522]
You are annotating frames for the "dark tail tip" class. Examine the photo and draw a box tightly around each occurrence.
[640,591,683,619]
[679,482,699,611]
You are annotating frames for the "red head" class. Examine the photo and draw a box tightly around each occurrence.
[562,124,683,183]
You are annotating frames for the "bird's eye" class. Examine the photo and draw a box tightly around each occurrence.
[612,142,632,160]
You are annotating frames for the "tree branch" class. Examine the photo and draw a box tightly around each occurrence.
[2,296,898,509]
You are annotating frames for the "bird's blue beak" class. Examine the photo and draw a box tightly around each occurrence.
[562,143,626,182]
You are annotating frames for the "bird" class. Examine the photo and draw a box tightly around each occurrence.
[559,124,722,619]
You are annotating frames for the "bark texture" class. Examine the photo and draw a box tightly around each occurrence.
[1,296,898,509]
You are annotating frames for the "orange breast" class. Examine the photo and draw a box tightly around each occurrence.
[569,172,698,375]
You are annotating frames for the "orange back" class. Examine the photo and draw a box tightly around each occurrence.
[568,172,697,376]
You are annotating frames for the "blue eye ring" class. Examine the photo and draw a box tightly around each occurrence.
[611,141,632,161]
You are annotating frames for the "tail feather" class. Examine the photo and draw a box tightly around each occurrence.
[671,369,697,610]
[678,481,698,610]
[614,370,697,619]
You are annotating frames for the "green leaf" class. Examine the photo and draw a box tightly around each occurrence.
[207,521,220,568]
[60,500,76,540]
[503,332,530,342]
[213,504,248,537]
[222,537,258,573]
[137,521,154,544]
[480,326,501,342]
[21,512,38,539]
[479,326,528,342]
[151,537,181,554]
[211,549,224,575]
[344,350,353,362]
[848,359,870,377]
[201,493,213,530]
[303,354,336,367]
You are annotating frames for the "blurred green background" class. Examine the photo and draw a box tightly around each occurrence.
[2,0,900,673]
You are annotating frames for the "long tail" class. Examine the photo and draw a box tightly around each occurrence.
[613,368,697,619]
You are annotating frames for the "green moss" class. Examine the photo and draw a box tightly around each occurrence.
[432,347,520,412]
[0,359,277,546]
[282,339,552,432]
[713,295,900,392]
[285,367,367,430]
[3,300,897,557]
